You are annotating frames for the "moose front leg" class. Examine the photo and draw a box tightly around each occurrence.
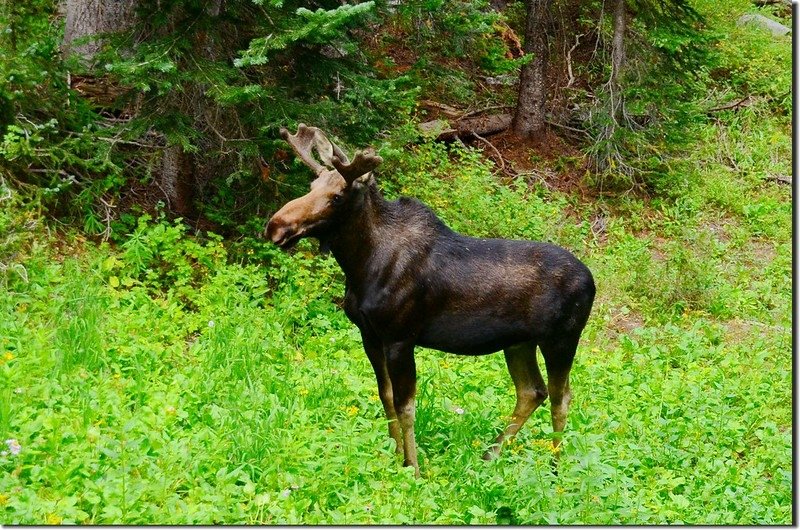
[360,330,403,453]
[384,341,420,477]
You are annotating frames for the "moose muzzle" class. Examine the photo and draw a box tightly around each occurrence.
[266,190,332,248]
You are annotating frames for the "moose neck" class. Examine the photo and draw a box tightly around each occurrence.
[323,180,388,283]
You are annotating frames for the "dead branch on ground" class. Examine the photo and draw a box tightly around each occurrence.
[706,95,753,114]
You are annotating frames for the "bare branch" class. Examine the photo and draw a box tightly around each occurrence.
[706,95,753,114]
[545,119,590,138]
[472,133,505,173]
[566,33,584,88]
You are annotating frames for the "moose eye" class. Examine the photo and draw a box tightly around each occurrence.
[330,193,343,205]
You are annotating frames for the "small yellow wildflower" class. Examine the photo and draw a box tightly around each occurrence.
[346,405,359,417]
[299,388,309,397]
[0,493,8,506]
[46,514,62,525]
[164,405,176,416]
[368,394,379,402]
[4,352,13,361]
[471,440,482,449]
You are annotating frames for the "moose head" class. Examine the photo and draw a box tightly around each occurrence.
[266,124,383,249]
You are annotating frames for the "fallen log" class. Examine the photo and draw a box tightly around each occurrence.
[765,174,791,185]
[737,13,790,36]
[753,0,791,8]
[418,100,462,119]
[419,113,513,140]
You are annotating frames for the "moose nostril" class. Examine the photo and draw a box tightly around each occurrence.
[266,220,292,244]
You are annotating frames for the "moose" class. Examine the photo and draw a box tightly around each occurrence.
[266,124,595,477]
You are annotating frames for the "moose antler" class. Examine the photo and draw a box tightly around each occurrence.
[280,123,350,175]
[280,124,381,182]
[332,149,383,183]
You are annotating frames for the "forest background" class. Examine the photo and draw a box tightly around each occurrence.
[0,0,792,524]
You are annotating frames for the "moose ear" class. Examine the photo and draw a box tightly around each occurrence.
[350,172,374,189]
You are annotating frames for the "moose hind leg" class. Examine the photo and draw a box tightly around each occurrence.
[540,335,579,454]
[361,331,403,453]
[483,341,548,461]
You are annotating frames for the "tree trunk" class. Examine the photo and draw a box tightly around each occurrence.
[63,0,139,63]
[512,0,552,138]
[161,144,196,217]
[158,0,224,218]
[609,0,626,124]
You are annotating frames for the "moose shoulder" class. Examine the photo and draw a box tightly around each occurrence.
[267,124,595,477]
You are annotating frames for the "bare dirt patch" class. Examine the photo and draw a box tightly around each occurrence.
[704,219,731,243]
[748,238,777,264]
[608,308,645,337]
[471,127,591,195]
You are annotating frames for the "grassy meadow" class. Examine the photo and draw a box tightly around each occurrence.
[0,2,793,525]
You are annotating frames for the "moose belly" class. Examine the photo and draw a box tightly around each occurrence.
[416,312,532,356]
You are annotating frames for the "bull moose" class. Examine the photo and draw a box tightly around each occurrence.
[266,124,595,477]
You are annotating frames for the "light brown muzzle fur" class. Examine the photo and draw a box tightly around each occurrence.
[266,170,348,248]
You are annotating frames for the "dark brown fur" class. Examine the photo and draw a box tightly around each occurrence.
[267,125,595,476]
